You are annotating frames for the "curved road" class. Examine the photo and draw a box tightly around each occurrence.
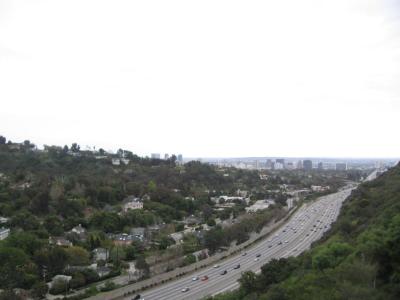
[128,186,356,300]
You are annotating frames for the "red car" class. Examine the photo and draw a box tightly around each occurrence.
[201,275,209,281]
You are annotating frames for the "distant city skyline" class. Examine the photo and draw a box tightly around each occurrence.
[1,0,399,158]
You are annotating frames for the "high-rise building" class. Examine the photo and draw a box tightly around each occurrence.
[296,160,303,169]
[266,159,273,169]
[276,159,285,165]
[177,154,183,164]
[336,163,347,171]
[303,160,313,171]
[164,153,170,160]
[151,153,160,159]
[317,162,323,170]
[286,162,294,170]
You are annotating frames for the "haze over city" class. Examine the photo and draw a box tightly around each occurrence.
[3,1,400,300]
[1,0,400,158]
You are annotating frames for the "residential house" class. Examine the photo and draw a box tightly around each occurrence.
[211,195,246,204]
[311,185,330,192]
[183,215,202,226]
[96,266,112,277]
[0,227,10,240]
[121,158,130,165]
[111,158,120,165]
[49,236,73,247]
[169,232,184,244]
[0,217,9,224]
[50,275,72,288]
[112,233,136,246]
[92,248,109,262]
[70,224,87,241]
[122,196,143,212]
[245,199,276,213]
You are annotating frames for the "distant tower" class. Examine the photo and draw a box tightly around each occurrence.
[335,163,347,171]
[177,154,183,164]
[296,160,303,169]
[151,153,160,159]
[303,160,313,171]
[266,159,273,169]
[164,153,170,160]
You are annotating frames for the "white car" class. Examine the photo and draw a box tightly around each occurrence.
[181,287,190,292]
[213,264,220,268]
[192,276,199,281]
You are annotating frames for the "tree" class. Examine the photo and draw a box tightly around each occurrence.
[203,226,227,252]
[183,254,196,266]
[23,140,35,149]
[11,211,40,231]
[238,271,257,294]
[117,148,124,158]
[100,280,117,292]
[157,234,175,250]
[182,234,200,254]
[4,231,44,256]
[0,135,6,144]
[110,246,127,264]
[34,247,68,278]
[65,246,90,266]
[0,290,22,300]
[49,278,69,295]
[125,245,137,261]
[0,246,37,289]
[135,256,149,278]
[202,204,213,221]
[70,272,86,289]
[31,281,49,299]
[260,258,297,287]
[44,215,64,236]
[147,180,157,192]
[207,218,216,227]
[71,143,80,153]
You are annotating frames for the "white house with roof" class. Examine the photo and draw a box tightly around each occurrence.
[246,199,276,213]
[122,196,143,212]
[92,248,109,262]
[0,227,10,240]
[71,224,87,240]
[111,158,120,165]
[0,217,9,224]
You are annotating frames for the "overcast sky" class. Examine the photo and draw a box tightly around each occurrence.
[1,0,399,158]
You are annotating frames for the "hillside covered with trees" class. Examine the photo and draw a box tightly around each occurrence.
[0,136,365,299]
[210,163,400,300]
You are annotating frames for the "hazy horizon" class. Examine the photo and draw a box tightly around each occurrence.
[1,0,399,158]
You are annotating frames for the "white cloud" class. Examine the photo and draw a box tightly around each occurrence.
[0,0,399,158]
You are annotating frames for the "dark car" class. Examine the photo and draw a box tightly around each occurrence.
[256,254,261,257]
[233,264,240,269]
[220,270,227,275]
[132,295,142,300]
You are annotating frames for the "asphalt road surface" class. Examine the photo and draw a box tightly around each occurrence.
[128,186,355,300]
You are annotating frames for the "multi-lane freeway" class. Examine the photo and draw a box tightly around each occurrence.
[127,185,356,300]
